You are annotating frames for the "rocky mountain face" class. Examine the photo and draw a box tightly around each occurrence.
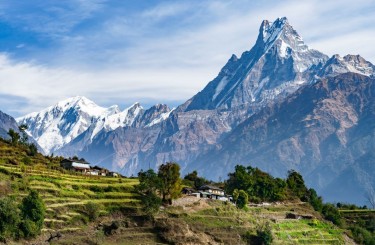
[190,73,375,203]
[183,17,328,111]
[18,17,375,204]
[0,110,19,139]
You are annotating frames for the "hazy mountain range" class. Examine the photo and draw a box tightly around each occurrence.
[10,17,375,205]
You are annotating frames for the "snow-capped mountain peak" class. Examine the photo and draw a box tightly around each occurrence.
[319,54,375,78]
[95,102,144,135]
[260,17,287,45]
[18,97,173,154]
[257,17,307,54]
[17,96,114,153]
[184,17,328,111]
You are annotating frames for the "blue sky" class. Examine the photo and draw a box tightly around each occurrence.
[0,0,374,117]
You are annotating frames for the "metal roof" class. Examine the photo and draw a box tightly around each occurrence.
[72,162,90,169]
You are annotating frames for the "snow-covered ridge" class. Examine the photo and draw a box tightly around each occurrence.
[17,96,172,154]
[90,102,144,140]
[319,54,375,78]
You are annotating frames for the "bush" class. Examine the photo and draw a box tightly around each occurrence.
[350,225,375,245]
[19,190,45,238]
[84,202,102,221]
[90,185,103,193]
[322,203,342,226]
[0,197,20,242]
[22,157,31,165]
[237,190,248,209]
[141,192,162,217]
[256,222,273,245]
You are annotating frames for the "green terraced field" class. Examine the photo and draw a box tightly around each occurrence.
[168,201,347,245]
[0,140,355,244]
[0,162,140,232]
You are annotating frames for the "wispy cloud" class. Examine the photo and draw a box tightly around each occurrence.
[0,0,374,117]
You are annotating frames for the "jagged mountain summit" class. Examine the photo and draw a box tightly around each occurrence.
[183,17,328,111]
[18,17,375,204]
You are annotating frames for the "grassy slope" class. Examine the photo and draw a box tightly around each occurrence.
[0,140,354,244]
[161,199,350,245]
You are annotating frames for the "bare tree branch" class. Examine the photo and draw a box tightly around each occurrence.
[365,188,375,209]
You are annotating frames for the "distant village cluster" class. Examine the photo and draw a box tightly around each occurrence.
[60,158,231,201]
[60,158,120,177]
[182,185,230,202]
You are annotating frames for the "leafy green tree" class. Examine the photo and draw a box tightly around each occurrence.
[27,143,38,157]
[226,165,254,194]
[19,190,45,238]
[18,124,28,144]
[184,170,198,181]
[7,129,20,146]
[322,203,342,226]
[0,197,20,242]
[226,165,288,202]
[135,169,162,216]
[237,190,248,209]
[158,162,182,204]
[306,188,323,212]
[184,170,207,189]
[286,170,307,200]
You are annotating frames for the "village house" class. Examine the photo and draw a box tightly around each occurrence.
[92,166,109,176]
[198,185,227,200]
[60,159,90,174]
[108,171,119,177]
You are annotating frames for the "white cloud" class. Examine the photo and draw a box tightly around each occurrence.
[0,54,210,116]
[0,0,374,117]
[141,2,193,20]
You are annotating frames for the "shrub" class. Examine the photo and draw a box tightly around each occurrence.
[256,222,273,245]
[19,190,45,238]
[84,202,102,221]
[237,190,248,209]
[90,185,103,193]
[22,157,31,165]
[350,225,375,245]
[0,197,20,241]
[141,192,162,217]
[322,203,342,226]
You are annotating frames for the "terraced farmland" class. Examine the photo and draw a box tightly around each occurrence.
[0,163,140,232]
[0,140,356,244]
[163,199,349,245]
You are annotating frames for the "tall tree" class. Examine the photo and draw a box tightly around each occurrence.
[18,124,28,144]
[286,170,307,200]
[135,169,162,216]
[7,129,20,146]
[184,170,207,189]
[158,162,182,204]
